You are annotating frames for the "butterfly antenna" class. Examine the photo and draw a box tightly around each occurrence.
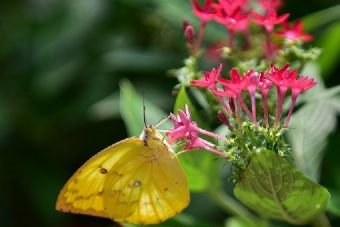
[153,115,170,128]
[142,90,147,127]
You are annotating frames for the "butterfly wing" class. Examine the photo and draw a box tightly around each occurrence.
[56,137,141,218]
[57,128,190,224]
[103,139,190,224]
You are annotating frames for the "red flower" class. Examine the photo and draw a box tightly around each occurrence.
[275,20,313,42]
[259,72,273,95]
[191,64,234,115]
[215,6,250,32]
[267,64,294,90]
[259,72,273,127]
[218,68,257,123]
[192,0,218,23]
[267,64,316,126]
[253,10,289,32]
[191,64,223,90]
[283,75,316,126]
[218,68,259,96]
[219,0,250,15]
[258,0,283,11]
[191,64,317,129]
[218,68,242,94]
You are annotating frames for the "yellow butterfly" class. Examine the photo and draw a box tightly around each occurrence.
[56,126,190,224]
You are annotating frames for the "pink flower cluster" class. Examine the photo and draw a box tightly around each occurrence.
[192,0,288,32]
[186,0,312,55]
[191,64,316,127]
[166,105,227,157]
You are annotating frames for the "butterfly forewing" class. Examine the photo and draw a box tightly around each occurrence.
[56,138,140,217]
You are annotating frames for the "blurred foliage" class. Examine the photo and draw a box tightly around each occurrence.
[1,0,340,227]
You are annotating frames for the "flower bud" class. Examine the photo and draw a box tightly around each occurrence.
[183,20,195,45]
[218,111,233,131]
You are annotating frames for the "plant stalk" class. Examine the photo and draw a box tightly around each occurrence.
[311,213,332,227]
[208,188,266,227]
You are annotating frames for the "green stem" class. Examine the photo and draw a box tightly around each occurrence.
[311,213,332,227]
[207,188,266,227]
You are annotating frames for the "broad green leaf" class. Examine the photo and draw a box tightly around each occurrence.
[327,189,340,217]
[174,85,221,192]
[234,150,330,225]
[316,21,340,77]
[120,80,171,136]
[288,63,339,181]
[179,150,221,192]
[88,92,120,120]
[288,102,336,181]
[328,95,340,112]
[174,85,209,129]
[302,4,340,31]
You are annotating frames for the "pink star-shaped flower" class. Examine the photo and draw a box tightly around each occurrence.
[275,20,313,42]
[215,6,250,32]
[191,65,234,115]
[192,0,219,23]
[259,0,283,11]
[259,72,273,127]
[267,64,316,126]
[191,64,223,90]
[167,105,227,157]
[253,10,289,32]
[218,68,258,123]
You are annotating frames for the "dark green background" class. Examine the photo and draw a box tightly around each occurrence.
[1,0,340,226]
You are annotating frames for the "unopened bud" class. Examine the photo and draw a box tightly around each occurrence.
[218,111,233,131]
[229,98,235,114]
[183,20,195,45]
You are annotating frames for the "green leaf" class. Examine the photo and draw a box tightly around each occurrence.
[179,150,221,192]
[88,92,120,120]
[174,85,209,129]
[288,63,339,181]
[327,189,340,217]
[120,80,171,136]
[234,150,330,225]
[302,4,340,31]
[316,21,340,77]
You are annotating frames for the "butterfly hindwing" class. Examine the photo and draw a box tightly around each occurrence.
[102,141,149,220]
[103,131,190,224]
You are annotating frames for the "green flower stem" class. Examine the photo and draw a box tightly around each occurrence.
[311,213,332,227]
[207,188,266,227]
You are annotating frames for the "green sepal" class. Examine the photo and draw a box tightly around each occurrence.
[234,149,330,225]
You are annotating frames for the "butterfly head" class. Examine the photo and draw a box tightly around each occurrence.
[139,126,167,148]
[140,126,157,140]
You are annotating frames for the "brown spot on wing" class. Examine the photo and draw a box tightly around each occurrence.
[100,168,108,174]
